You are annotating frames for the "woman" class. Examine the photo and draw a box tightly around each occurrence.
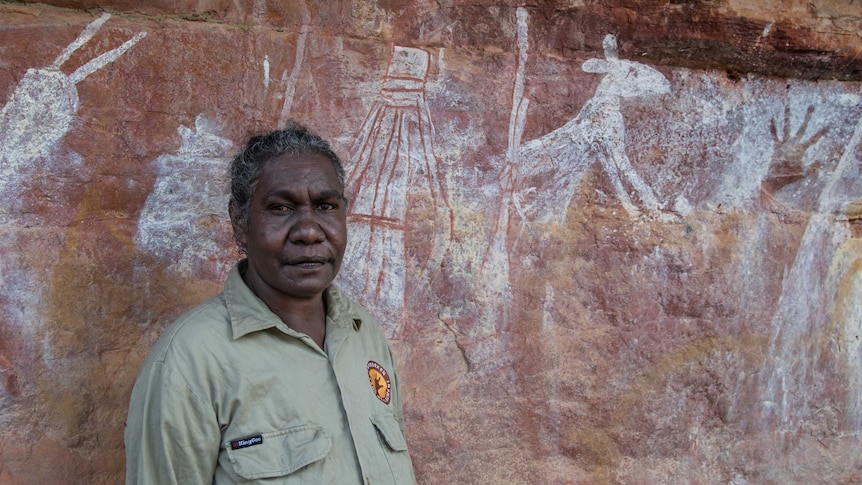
[125,121,416,484]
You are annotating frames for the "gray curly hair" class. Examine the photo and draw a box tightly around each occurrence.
[228,120,346,229]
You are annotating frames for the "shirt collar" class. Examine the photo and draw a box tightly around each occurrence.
[224,260,363,340]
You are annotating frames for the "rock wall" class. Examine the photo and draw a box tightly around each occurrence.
[1,1,861,483]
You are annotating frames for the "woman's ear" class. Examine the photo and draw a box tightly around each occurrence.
[228,202,248,249]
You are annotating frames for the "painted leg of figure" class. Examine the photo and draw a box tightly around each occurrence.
[595,147,640,216]
[610,147,662,211]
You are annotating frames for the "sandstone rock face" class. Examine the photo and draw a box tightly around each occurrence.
[1,1,861,483]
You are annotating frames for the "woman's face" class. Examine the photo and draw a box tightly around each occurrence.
[233,152,347,304]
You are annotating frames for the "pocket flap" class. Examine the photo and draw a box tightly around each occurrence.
[370,413,408,452]
[225,423,331,479]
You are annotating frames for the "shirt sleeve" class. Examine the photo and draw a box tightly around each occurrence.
[125,360,221,485]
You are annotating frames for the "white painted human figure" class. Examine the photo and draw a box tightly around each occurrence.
[339,46,452,334]
[134,115,235,279]
[0,13,146,216]
[516,33,670,222]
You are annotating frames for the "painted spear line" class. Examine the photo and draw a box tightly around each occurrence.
[278,1,311,125]
[481,7,530,293]
[64,14,147,84]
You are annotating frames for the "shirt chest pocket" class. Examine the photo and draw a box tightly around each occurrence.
[369,413,415,483]
[224,422,332,480]
[370,414,408,452]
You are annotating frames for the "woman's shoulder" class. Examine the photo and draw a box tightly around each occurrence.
[146,293,232,363]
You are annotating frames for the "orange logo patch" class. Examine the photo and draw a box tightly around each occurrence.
[367,361,391,404]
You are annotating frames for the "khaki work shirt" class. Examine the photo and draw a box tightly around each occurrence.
[125,261,415,484]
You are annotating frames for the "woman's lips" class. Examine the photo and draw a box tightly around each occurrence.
[286,256,328,268]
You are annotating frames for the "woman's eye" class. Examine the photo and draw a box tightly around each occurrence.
[318,202,338,211]
[269,204,293,212]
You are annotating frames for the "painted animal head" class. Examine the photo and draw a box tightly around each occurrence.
[582,34,671,100]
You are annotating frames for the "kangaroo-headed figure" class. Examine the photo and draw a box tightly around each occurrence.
[0,14,146,191]
[516,34,670,223]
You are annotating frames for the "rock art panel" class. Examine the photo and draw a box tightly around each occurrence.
[0,3,861,484]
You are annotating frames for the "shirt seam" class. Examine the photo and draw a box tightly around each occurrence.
[150,295,227,364]
[153,359,212,411]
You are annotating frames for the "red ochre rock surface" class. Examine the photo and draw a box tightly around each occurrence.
[1,1,862,484]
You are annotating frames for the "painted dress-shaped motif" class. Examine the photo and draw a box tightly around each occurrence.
[340,46,451,332]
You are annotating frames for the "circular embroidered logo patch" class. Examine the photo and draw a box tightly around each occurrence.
[367,360,391,404]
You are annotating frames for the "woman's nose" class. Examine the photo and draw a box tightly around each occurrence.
[288,209,325,244]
